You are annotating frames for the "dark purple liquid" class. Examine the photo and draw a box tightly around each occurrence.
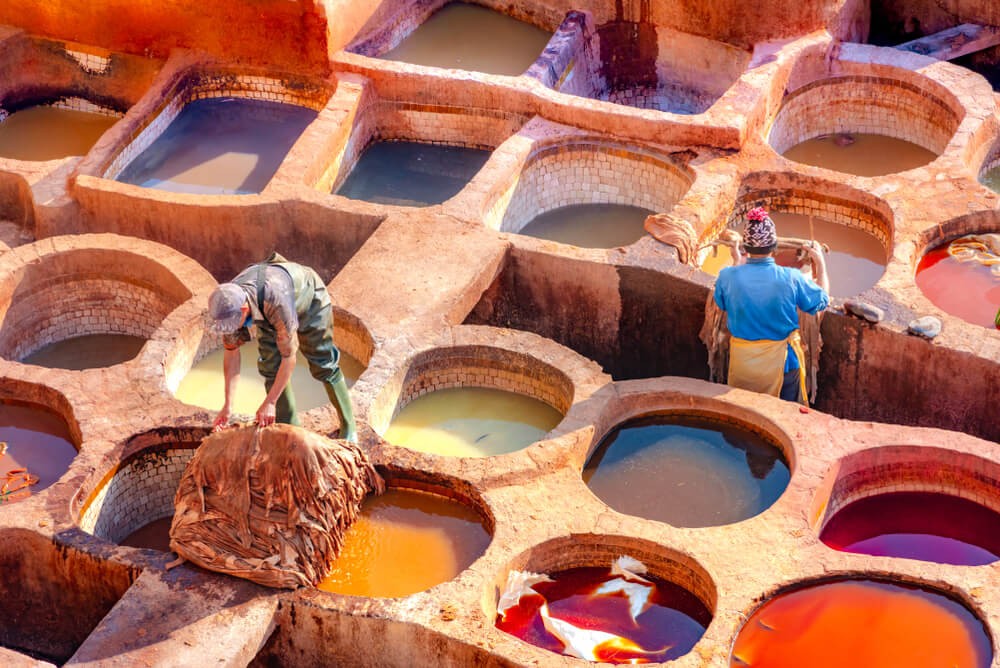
[120,517,173,552]
[820,491,1000,566]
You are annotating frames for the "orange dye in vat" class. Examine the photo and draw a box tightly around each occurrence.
[518,204,655,249]
[781,133,936,177]
[120,517,173,552]
[0,106,118,161]
[318,488,490,597]
[175,342,364,415]
[701,212,886,297]
[22,334,146,370]
[820,491,1000,566]
[916,245,1000,328]
[496,566,711,664]
[730,579,992,668]
[0,403,75,504]
[380,3,551,76]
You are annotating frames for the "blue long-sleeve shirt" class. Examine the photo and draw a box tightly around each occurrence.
[714,257,829,371]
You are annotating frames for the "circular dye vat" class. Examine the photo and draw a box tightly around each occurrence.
[21,334,146,370]
[730,579,992,667]
[0,106,118,161]
[701,212,886,297]
[782,133,936,177]
[916,242,1000,329]
[116,97,317,195]
[175,341,364,414]
[583,415,789,528]
[496,565,711,663]
[0,402,76,504]
[518,204,654,249]
[820,491,1000,566]
[336,140,491,206]
[120,517,173,552]
[383,386,563,457]
[318,488,490,597]
[379,2,551,76]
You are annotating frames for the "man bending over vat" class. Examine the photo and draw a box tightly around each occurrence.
[206,252,357,440]
[712,207,830,404]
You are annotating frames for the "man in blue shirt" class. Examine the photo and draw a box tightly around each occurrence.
[713,207,830,404]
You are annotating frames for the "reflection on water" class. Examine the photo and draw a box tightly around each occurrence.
[116,97,316,195]
[730,579,992,668]
[584,415,789,527]
[318,488,490,597]
[0,106,118,161]
[380,3,551,76]
[384,386,562,457]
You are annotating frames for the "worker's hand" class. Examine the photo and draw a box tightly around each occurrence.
[256,399,276,427]
[212,407,230,432]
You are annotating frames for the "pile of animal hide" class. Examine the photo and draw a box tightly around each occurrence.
[169,424,383,588]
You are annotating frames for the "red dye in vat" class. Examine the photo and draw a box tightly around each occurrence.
[120,517,173,552]
[820,491,1000,566]
[496,566,711,664]
[916,245,1000,328]
[0,403,76,504]
[730,579,992,667]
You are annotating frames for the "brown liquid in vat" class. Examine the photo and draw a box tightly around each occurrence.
[318,488,491,597]
[782,133,936,177]
[518,204,654,249]
[701,212,886,297]
[380,3,551,76]
[0,107,118,161]
[21,334,146,370]
[120,517,173,551]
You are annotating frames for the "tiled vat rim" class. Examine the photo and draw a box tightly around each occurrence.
[697,186,893,251]
[817,446,1000,528]
[491,139,693,232]
[0,97,121,120]
[101,70,331,181]
[768,74,961,155]
[78,443,195,544]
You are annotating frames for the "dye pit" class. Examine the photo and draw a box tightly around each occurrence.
[115,97,317,195]
[175,342,365,414]
[335,140,491,206]
[820,491,1000,566]
[383,386,562,457]
[1,0,1000,666]
[518,203,654,248]
[583,414,789,528]
[701,212,887,297]
[916,241,1000,328]
[0,106,119,161]
[496,565,711,663]
[781,133,937,177]
[21,333,146,370]
[376,3,552,76]
[730,579,992,667]
[318,487,491,597]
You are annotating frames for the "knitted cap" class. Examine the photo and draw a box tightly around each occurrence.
[744,206,777,249]
[207,283,247,333]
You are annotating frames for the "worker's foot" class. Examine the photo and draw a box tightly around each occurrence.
[324,373,358,444]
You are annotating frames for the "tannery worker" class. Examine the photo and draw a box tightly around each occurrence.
[206,252,357,441]
[713,207,830,404]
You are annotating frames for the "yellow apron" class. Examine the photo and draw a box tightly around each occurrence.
[728,330,808,405]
